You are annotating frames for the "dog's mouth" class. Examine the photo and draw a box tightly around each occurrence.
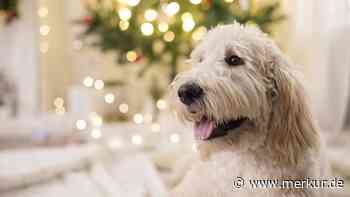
[194,116,248,140]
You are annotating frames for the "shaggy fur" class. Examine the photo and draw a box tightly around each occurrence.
[169,23,329,197]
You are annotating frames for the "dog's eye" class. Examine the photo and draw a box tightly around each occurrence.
[224,55,244,66]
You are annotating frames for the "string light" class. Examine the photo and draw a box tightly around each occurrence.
[163,31,175,42]
[53,96,65,115]
[118,8,132,21]
[225,0,234,2]
[55,107,66,115]
[40,42,49,53]
[119,103,129,113]
[156,99,167,110]
[126,0,140,6]
[190,0,202,5]
[141,22,154,36]
[126,50,137,62]
[54,97,64,108]
[83,76,94,87]
[38,7,48,18]
[91,128,102,139]
[104,93,115,104]
[90,113,103,127]
[132,134,143,145]
[165,2,180,16]
[94,79,104,90]
[192,26,207,41]
[133,113,144,124]
[144,9,158,21]
[183,19,195,32]
[182,12,195,32]
[151,123,160,132]
[76,120,87,130]
[119,20,130,31]
[158,22,169,33]
[40,25,50,36]
[169,133,180,143]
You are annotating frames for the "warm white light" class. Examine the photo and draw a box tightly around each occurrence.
[225,0,234,2]
[133,113,144,124]
[83,76,94,87]
[119,20,130,31]
[76,120,87,130]
[183,19,195,32]
[118,8,132,21]
[170,133,180,143]
[141,23,154,36]
[54,97,64,108]
[55,107,66,115]
[90,114,103,127]
[126,0,140,6]
[182,13,195,32]
[192,26,207,41]
[156,99,167,110]
[190,0,202,5]
[158,22,169,32]
[91,129,102,139]
[40,25,50,36]
[104,93,115,104]
[94,80,104,90]
[132,134,143,145]
[40,42,49,53]
[126,51,137,62]
[165,2,180,16]
[163,31,175,42]
[144,9,158,21]
[119,103,129,113]
[38,7,48,18]
[151,123,160,132]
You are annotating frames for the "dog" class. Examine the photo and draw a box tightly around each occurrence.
[169,23,330,197]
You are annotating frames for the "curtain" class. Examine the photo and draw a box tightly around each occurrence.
[0,0,40,116]
[285,0,350,132]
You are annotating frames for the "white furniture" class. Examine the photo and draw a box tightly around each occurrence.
[0,145,168,197]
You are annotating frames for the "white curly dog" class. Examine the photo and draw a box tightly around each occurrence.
[170,23,330,197]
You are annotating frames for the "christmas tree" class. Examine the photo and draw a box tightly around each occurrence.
[79,0,284,79]
[0,0,19,24]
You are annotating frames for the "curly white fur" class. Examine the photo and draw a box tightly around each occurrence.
[169,23,330,197]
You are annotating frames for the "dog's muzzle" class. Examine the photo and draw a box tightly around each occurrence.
[177,82,203,105]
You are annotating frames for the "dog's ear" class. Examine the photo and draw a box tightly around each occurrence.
[267,58,319,166]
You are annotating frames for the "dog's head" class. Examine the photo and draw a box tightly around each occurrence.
[170,23,318,163]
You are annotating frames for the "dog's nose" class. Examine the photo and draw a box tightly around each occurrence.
[178,82,203,105]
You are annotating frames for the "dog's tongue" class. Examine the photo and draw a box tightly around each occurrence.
[194,119,214,140]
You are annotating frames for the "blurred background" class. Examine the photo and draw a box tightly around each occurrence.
[0,0,349,196]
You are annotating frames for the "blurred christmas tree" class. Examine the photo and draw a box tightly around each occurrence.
[0,0,19,24]
[79,0,284,79]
